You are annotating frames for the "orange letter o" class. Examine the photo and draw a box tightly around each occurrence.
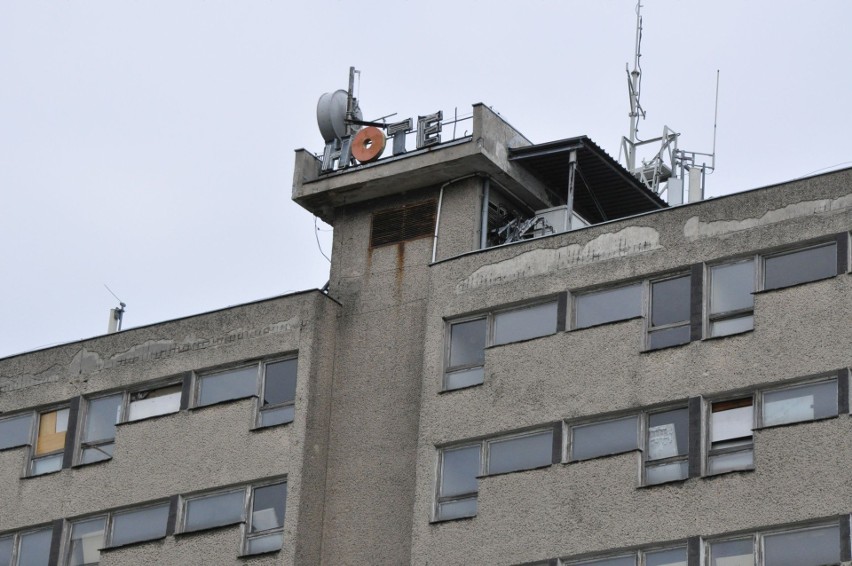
[351,126,386,163]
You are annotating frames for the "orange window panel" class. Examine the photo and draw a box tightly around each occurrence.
[36,409,67,455]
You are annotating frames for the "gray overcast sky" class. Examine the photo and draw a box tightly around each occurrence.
[1,1,850,359]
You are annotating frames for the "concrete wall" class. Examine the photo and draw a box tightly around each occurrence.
[0,291,338,566]
[409,169,852,564]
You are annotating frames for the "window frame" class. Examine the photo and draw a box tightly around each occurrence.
[758,375,840,428]
[124,380,183,423]
[29,404,70,477]
[193,362,262,409]
[242,480,288,556]
[64,501,171,565]
[256,356,298,429]
[0,525,54,566]
[568,414,641,463]
[443,297,561,391]
[76,393,123,467]
[572,281,644,330]
[642,406,690,486]
[179,485,249,534]
[705,395,755,476]
[0,410,35,452]
[560,544,688,566]
[434,441,482,522]
[762,240,839,291]
[705,520,844,566]
[646,272,693,350]
[705,257,757,338]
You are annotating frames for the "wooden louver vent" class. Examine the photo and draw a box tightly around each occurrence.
[370,200,437,248]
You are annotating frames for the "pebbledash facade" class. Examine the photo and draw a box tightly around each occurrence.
[2,104,852,566]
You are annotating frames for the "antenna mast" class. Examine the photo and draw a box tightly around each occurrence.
[625,1,645,171]
[104,284,126,334]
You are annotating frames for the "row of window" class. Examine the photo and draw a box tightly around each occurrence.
[526,517,847,566]
[0,479,286,566]
[0,356,297,476]
[436,370,848,521]
[444,236,847,390]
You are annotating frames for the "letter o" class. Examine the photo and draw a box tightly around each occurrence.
[351,126,386,163]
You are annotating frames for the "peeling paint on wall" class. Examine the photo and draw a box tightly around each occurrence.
[456,226,660,292]
[0,317,298,393]
[684,193,852,241]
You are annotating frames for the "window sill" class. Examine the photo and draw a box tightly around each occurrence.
[477,462,553,480]
[429,514,476,525]
[439,382,484,395]
[238,549,282,560]
[116,411,180,426]
[72,457,112,469]
[703,466,755,479]
[570,315,643,332]
[0,444,29,453]
[101,536,167,552]
[639,477,688,489]
[702,328,754,342]
[190,395,258,412]
[567,449,641,464]
[22,469,62,480]
[755,274,837,294]
[251,420,294,432]
[755,413,838,432]
[175,521,244,537]
[641,340,691,354]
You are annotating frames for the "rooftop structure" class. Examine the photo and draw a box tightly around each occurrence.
[1,96,851,566]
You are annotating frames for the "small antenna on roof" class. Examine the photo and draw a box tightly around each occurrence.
[104,284,126,333]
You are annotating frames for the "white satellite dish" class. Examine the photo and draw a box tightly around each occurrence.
[317,89,362,143]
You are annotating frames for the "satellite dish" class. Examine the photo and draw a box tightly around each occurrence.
[317,89,362,143]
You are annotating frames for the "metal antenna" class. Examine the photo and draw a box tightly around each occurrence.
[625,1,645,171]
[104,284,126,333]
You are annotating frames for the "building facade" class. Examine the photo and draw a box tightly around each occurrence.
[2,103,851,566]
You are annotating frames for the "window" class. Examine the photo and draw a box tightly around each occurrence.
[194,358,298,425]
[0,527,53,566]
[244,482,287,555]
[763,242,837,290]
[708,398,754,475]
[570,415,638,461]
[647,274,692,349]
[444,299,559,391]
[182,489,247,532]
[435,428,554,521]
[708,259,755,337]
[444,317,487,390]
[370,200,437,248]
[127,384,182,421]
[564,547,687,566]
[761,378,838,427]
[435,444,480,521]
[492,301,558,345]
[258,358,297,427]
[179,481,287,556]
[79,394,122,465]
[0,412,33,451]
[574,283,643,329]
[196,365,259,407]
[707,523,840,566]
[644,408,689,485]
[31,407,69,476]
[66,503,169,565]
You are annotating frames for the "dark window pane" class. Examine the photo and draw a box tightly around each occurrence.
[487,430,552,475]
[709,539,753,566]
[651,275,691,326]
[69,517,106,566]
[710,260,754,314]
[764,243,837,290]
[445,367,484,390]
[440,445,480,497]
[185,489,245,531]
[648,325,690,350]
[763,380,837,427]
[645,547,687,566]
[448,318,487,369]
[572,416,638,460]
[648,408,689,460]
[263,359,297,406]
[0,413,32,450]
[763,525,840,566]
[83,395,122,443]
[111,504,169,547]
[197,366,258,406]
[0,536,12,566]
[251,483,287,533]
[492,302,557,345]
[575,283,643,329]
